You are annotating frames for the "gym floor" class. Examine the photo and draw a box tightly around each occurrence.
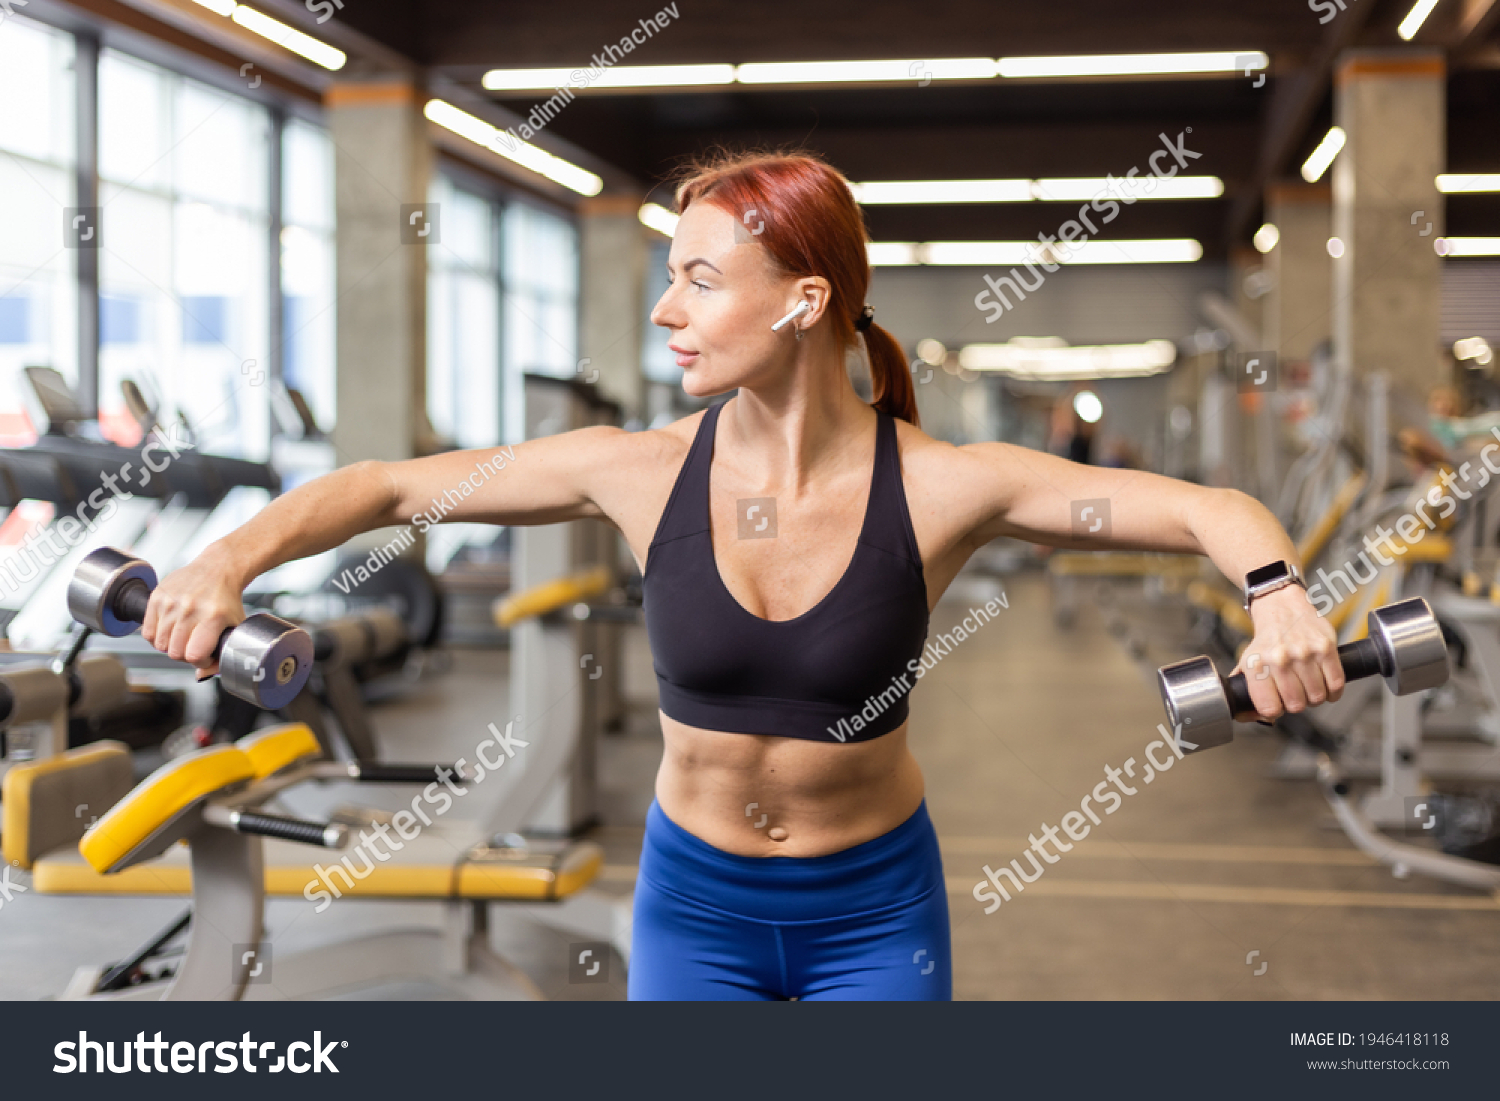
[4,566,1497,1001]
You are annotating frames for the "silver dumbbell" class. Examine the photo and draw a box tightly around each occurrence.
[68,547,314,710]
[1157,596,1450,753]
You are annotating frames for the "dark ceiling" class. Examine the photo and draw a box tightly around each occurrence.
[325,0,1500,256]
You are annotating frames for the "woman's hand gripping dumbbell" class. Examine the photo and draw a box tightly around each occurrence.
[1157,596,1451,753]
[67,547,314,710]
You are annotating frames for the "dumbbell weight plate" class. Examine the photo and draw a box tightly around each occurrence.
[68,547,157,637]
[1367,597,1449,697]
[1156,656,1235,753]
[218,614,316,711]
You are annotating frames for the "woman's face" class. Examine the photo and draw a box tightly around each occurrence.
[649,201,817,398]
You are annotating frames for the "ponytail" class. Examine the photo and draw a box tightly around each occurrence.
[862,322,919,428]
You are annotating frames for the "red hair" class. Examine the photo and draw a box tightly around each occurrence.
[673,150,920,427]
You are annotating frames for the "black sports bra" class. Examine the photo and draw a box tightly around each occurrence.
[641,399,930,743]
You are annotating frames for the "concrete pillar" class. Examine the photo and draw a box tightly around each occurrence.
[326,79,433,465]
[1228,246,1265,345]
[1199,369,1238,489]
[1331,50,1446,404]
[578,196,648,422]
[1264,182,1332,364]
[1224,245,1275,498]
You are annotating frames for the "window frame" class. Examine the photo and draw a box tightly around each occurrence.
[430,154,580,447]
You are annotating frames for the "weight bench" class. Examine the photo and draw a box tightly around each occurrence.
[13,723,607,1000]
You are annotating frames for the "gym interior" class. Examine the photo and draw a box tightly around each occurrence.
[1,0,1500,1016]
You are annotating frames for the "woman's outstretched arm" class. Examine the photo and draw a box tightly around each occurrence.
[142,424,630,672]
[949,441,1343,720]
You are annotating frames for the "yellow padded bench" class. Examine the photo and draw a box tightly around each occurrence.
[36,723,600,903]
[80,744,256,875]
[493,565,610,627]
[74,724,319,875]
[238,723,322,778]
[34,829,604,903]
[2,741,135,871]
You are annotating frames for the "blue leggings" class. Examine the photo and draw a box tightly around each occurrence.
[628,799,952,1000]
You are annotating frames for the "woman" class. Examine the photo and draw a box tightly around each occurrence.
[141,151,1344,1000]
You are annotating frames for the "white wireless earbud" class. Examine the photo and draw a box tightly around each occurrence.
[770,301,810,332]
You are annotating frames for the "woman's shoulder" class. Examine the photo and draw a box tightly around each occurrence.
[889,413,962,477]
[889,415,1045,515]
[582,408,712,499]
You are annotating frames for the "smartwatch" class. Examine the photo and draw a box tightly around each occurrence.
[1243,559,1305,613]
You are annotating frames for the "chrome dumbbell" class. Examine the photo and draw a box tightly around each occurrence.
[68,547,314,710]
[1156,596,1450,754]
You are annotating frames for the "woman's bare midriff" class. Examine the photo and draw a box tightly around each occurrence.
[653,711,927,857]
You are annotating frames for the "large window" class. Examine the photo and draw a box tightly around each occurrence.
[9,13,585,470]
[281,118,336,434]
[426,181,579,448]
[0,19,76,445]
[97,50,272,457]
[427,176,500,449]
[503,201,578,442]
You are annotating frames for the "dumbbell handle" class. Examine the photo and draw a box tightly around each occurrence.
[113,578,251,664]
[1226,637,1384,720]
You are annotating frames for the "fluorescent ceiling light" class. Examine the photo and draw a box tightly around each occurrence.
[423,99,603,196]
[185,1,346,68]
[482,64,734,91]
[230,5,346,70]
[638,202,679,237]
[997,51,1266,79]
[1301,126,1345,183]
[1047,238,1204,264]
[1437,174,1500,193]
[851,179,1033,204]
[919,239,1203,265]
[737,58,997,84]
[920,241,1035,266]
[849,176,1224,205]
[1398,0,1441,40]
[1253,223,1280,253]
[1437,238,1500,257]
[1031,176,1224,201]
[867,242,921,266]
[958,339,1178,379]
[478,53,1271,95]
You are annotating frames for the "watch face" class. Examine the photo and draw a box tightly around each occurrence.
[1246,561,1289,589]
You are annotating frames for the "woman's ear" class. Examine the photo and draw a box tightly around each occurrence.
[795,276,833,326]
